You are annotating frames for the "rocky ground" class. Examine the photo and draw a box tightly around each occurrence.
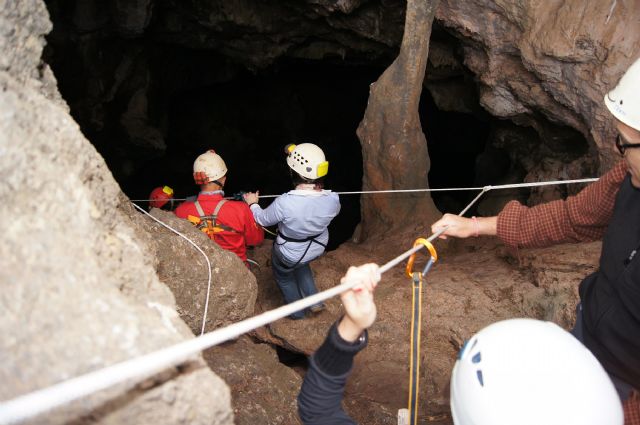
[247,220,600,424]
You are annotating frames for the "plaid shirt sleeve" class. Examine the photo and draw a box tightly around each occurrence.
[625,391,640,425]
[496,161,628,251]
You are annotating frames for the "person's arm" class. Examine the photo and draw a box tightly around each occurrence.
[431,215,497,239]
[298,264,380,425]
[241,203,264,246]
[496,161,626,250]
[243,191,284,227]
[431,161,627,251]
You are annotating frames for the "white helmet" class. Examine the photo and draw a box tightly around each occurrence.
[450,319,623,425]
[193,150,227,185]
[285,143,329,180]
[604,57,640,131]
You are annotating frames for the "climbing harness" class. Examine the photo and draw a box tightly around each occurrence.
[187,199,241,238]
[1,177,602,425]
[275,232,327,269]
[404,239,438,425]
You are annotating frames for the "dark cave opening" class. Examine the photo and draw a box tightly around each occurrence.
[274,345,309,375]
[421,89,491,214]
[120,59,381,250]
[43,3,594,248]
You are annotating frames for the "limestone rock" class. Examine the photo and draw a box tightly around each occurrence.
[436,0,640,169]
[0,1,232,423]
[130,208,258,334]
[204,336,302,425]
[356,0,441,240]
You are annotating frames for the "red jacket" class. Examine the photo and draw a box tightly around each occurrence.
[175,192,264,262]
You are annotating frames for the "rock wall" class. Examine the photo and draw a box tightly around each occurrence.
[0,1,232,423]
[435,0,640,170]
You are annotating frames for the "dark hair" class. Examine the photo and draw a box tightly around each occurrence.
[290,169,324,189]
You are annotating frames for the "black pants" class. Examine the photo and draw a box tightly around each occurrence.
[571,303,633,401]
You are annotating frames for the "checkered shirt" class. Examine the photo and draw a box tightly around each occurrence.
[497,160,627,251]
[497,160,639,424]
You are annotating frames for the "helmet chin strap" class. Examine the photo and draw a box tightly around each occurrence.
[212,180,224,188]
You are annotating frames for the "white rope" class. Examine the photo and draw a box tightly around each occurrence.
[0,176,599,424]
[257,178,598,198]
[130,177,598,201]
[606,0,617,24]
[131,204,212,336]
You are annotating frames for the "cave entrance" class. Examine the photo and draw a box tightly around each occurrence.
[44,9,594,247]
[124,59,383,249]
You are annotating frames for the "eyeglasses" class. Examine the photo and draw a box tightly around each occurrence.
[616,134,640,155]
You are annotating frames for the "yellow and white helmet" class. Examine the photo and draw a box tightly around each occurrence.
[604,57,640,131]
[193,150,227,185]
[285,143,329,180]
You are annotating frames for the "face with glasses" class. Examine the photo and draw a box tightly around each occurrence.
[615,120,640,188]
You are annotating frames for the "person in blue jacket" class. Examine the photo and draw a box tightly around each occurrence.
[244,143,341,319]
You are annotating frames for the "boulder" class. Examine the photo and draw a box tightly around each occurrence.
[0,1,233,423]
[130,208,257,334]
[204,336,302,425]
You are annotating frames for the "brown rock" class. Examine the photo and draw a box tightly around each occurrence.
[204,336,302,425]
[356,0,442,241]
[436,0,640,169]
[130,208,258,334]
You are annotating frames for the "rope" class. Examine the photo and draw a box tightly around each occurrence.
[129,177,598,202]
[408,272,423,425]
[408,257,436,425]
[0,177,593,424]
[131,204,212,337]
[256,178,598,198]
[261,226,278,237]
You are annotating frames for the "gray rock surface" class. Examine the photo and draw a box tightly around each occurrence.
[0,1,233,424]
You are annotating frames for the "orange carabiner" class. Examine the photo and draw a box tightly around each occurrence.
[405,238,438,278]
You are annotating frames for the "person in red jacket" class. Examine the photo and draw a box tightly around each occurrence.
[175,149,264,264]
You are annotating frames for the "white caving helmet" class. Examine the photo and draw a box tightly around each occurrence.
[450,318,623,425]
[604,57,640,131]
[285,143,329,180]
[193,149,227,185]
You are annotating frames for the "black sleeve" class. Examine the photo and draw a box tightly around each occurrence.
[297,320,368,425]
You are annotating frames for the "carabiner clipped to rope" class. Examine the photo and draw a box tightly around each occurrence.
[404,238,438,425]
[405,238,438,279]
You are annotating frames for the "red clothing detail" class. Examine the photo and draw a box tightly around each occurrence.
[175,193,264,261]
[497,161,628,251]
[625,391,640,425]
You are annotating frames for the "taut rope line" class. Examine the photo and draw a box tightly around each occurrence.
[129,177,598,202]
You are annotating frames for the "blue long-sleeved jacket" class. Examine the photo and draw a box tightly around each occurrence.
[250,189,340,264]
